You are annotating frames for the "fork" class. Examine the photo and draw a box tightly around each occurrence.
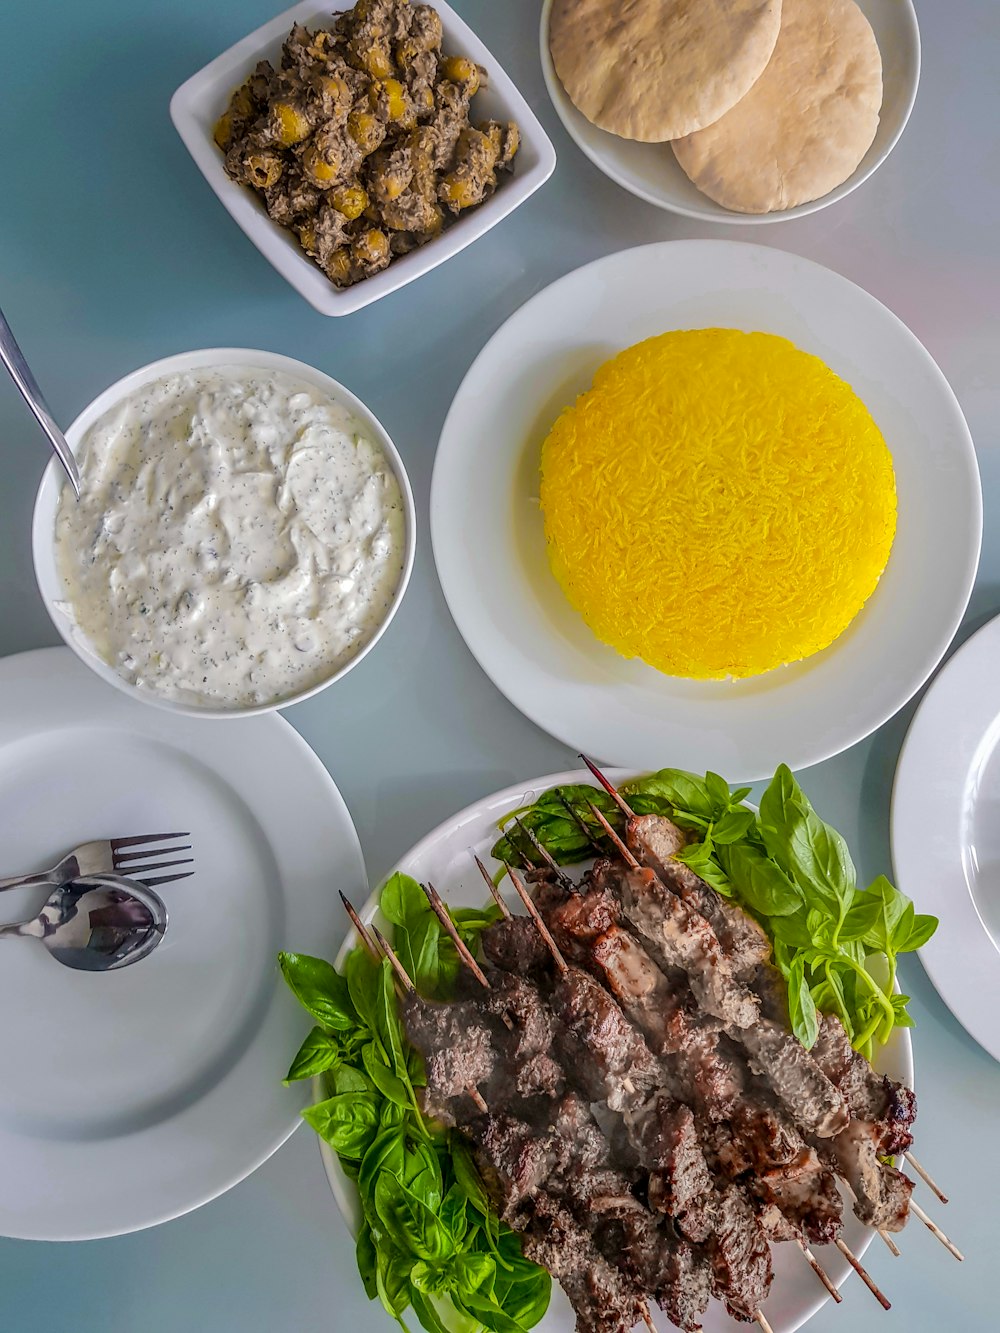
[0,834,194,892]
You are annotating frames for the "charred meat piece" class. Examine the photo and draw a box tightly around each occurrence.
[479,974,564,1099]
[822,1120,914,1232]
[402,995,495,1124]
[811,1014,917,1155]
[658,1236,714,1333]
[589,926,742,1121]
[736,1022,849,1139]
[612,865,760,1030]
[631,1097,714,1239]
[627,814,770,975]
[549,965,661,1109]
[709,1185,774,1323]
[475,1115,565,1220]
[481,915,554,976]
[521,1196,647,1333]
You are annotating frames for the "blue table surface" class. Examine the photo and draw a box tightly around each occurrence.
[2,0,998,1329]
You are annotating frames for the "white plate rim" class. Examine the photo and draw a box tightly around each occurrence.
[315,765,914,1333]
[429,238,983,782]
[0,646,366,1241]
[891,612,1000,1063]
[537,0,921,224]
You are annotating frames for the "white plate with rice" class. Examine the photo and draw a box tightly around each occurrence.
[429,241,981,781]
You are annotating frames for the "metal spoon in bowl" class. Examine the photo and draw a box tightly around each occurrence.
[0,874,167,971]
[0,304,81,497]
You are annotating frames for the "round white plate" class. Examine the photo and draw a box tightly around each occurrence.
[892,613,1000,1063]
[539,0,920,224]
[0,647,365,1240]
[430,240,981,781]
[319,767,913,1333]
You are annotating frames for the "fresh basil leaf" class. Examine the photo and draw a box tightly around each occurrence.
[358,1126,406,1202]
[627,768,716,819]
[302,1092,380,1158]
[705,770,734,813]
[786,953,820,1049]
[838,890,885,942]
[717,841,801,916]
[381,1098,406,1130]
[375,1174,455,1263]
[381,871,428,929]
[890,994,915,1027]
[895,911,938,953]
[375,959,411,1080]
[711,807,756,844]
[440,1183,469,1246]
[673,840,734,898]
[401,1138,444,1213]
[331,1064,373,1094]
[453,1252,496,1294]
[409,1288,453,1333]
[356,1220,379,1301]
[345,946,382,1035]
[362,1040,411,1107]
[278,951,357,1032]
[758,765,856,910]
[768,908,816,949]
[450,1137,492,1219]
[376,1245,413,1318]
[455,1288,533,1333]
[283,1026,341,1084]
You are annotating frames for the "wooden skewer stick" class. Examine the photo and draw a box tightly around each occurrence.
[474,854,512,919]
[754,1311,775,1333]
[795,1238,842,1303]
[580,754,636,818]
[904,1152,948,1205]
[512,816,575,889]
[339,891,380,962]
[423,882,492,989]
[362,915,489,1114]
[834,1238,891,1310]
[503,861,570,975]
[559,794,606,854]
[909,1200,964,1261]
[370,924,415,994]
[588,802,641,870]
[639,1305,657,1333]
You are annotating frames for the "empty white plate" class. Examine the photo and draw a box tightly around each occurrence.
[430,240,982,781]
[892,613,1000,1064]
[0,648,365,1239]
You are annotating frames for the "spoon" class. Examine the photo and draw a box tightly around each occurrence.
[0,874,168,971]
[0,304,82,497]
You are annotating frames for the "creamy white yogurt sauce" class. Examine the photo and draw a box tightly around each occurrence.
[55,367,407,708]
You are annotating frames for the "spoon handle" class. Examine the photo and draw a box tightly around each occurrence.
[0,305,82,497]
[0,871,56,892]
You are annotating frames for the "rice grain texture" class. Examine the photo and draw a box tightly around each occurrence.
[539,328,896,679]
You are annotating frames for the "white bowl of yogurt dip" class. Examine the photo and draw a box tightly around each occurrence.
[32,349,415,717]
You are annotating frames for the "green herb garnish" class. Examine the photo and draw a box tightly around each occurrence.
[491,764,937,1061]
[280,872,551,1333]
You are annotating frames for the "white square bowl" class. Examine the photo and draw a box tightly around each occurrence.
[170,0,556,316]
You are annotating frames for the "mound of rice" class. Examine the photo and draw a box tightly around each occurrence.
[539,328,897,679]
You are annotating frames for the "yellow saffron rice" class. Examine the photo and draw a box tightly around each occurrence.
[540,329,897,679]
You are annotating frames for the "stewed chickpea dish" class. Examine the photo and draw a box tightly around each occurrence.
[214,0,520,287]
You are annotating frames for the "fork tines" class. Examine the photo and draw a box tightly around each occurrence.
[112,833,194,885]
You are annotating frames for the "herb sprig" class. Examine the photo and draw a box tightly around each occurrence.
[280,873,550,1333]
[491,765,936,1061]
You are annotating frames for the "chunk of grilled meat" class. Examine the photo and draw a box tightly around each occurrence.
[811,1013,917,1155]
[612,864,760,1030]
[402,995,496,1123]
[737,1021,849,1139]
[709,1185,774,1323]
[636,1098,715,1242]
[549,965,661,1110]
[626,814,770,975]
[481,915,554,976]
[821,1119,914,1231]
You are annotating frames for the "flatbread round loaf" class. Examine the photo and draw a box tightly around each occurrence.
[671,0,882,213]
[548,0,783,142]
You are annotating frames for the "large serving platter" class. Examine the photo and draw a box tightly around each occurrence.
[430,240,982,781]
[0,648,366,1240]
[892,611,1000,1064]
[319,767,914,1333]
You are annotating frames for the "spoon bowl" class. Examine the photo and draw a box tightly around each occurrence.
[0,873,168,971]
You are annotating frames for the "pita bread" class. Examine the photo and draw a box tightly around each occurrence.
[548,0,782,142]
[672,0,882,213]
